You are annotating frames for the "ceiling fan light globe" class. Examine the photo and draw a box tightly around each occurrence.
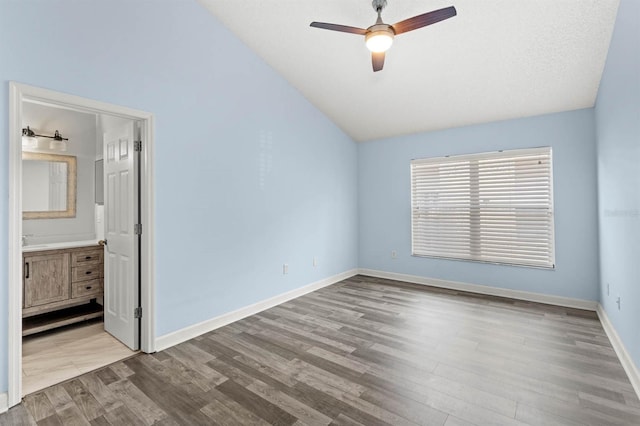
[365,31,393,52]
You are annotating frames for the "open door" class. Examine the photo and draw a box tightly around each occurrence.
[103,121,140,350]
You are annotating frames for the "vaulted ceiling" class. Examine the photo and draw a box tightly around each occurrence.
[199,0,620,142]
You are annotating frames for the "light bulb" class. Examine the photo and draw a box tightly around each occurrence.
[366,31,393,53]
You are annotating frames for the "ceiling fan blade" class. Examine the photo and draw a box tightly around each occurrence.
[392,6,457,35]
[310,22,367,35]
[372,52,385,72]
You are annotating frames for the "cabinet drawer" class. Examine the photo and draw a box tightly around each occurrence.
[72,264,103,282]
[71,250,103,267]
[72,279,102,298]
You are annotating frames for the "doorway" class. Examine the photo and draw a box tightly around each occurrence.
[8,82,156,408]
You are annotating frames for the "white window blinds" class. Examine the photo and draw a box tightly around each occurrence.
[411,147,555,269]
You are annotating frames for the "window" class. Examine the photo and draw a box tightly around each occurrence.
[411,147,555,269]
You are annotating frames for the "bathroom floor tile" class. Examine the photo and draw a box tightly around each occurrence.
[22,321,136,396]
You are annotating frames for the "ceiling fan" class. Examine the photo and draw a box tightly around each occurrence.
[310,0,457,72]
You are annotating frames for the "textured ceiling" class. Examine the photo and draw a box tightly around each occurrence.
[199,0,620,142]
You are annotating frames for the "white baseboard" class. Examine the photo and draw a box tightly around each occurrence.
[0,392,7,414]
[597,304,640,399]
[358,269,598,311]
[155,269,358,351]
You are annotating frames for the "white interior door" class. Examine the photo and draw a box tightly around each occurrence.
[103,121,139,350]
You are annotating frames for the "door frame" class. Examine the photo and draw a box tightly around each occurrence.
[7,82,156,407]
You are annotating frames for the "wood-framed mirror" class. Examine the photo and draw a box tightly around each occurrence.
[22,152,77,219]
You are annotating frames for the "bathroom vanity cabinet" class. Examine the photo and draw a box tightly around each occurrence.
[23,245,104,336]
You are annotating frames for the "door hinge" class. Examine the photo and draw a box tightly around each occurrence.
[134,306,142,319]
[134,140,142,152]
[134,223,142,235]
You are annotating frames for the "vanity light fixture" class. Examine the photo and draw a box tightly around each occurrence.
[21,126,69,152]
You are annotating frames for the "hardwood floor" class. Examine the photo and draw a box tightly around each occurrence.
[22,320,137,396]
[3,275,639,425]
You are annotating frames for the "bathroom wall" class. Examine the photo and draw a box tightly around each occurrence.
[22,102,97,244]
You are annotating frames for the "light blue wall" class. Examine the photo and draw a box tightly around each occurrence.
[0,0,358,392]
[359,109,600,301]
[595,0,640,368]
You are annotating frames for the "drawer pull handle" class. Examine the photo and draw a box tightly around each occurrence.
[86,286,92,290]
[85,271,92,275]
[85,256,92,260]
[25,262,29,279]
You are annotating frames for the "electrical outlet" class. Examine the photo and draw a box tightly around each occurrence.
[313,257,318,267]
[283,264,289,275]
[391,250,397,259]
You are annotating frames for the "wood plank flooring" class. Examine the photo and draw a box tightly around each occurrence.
[3,275,639,425]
